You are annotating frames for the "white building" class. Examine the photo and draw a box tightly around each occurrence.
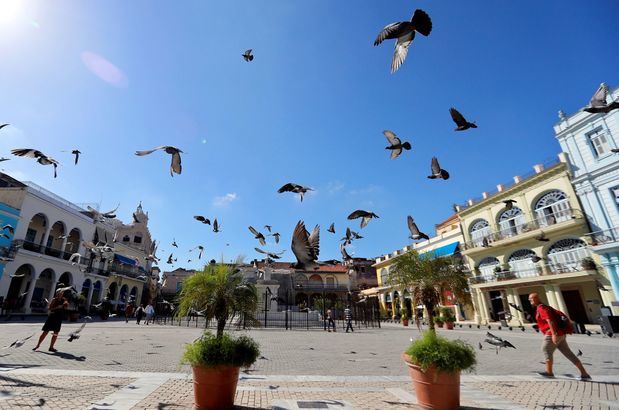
[555,83,619,306]
[0,173,158,314]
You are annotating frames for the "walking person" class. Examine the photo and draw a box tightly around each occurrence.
[326,308,336,332]
[528,293,591,381]
[414,308,423,332]
[125,303,134,323]
[33,290,69,352]
[144,302,155,325]
[344,306,354,332]
[135,304,144,325]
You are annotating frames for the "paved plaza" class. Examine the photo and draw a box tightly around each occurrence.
[0,320,618,409]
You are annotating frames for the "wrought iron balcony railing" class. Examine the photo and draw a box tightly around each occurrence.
[468,261,596,285]
[586,227,619,247]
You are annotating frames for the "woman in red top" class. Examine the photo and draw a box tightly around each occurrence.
[528,293,590,380]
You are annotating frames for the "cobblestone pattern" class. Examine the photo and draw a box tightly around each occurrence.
[471,380,619,410]
[0,374,134,409]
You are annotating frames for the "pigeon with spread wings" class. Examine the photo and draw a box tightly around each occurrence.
[249,226,267,246]
[68,323,86,342]
[255,248,285,260]
[87,204,119,223]
[135,146,183,176]
[291,220,320,270]
[242,49,254,62]
[277,183,313,202]
[347,210,379,229]
[374,9,432,74]
[449,107,477,131]
[383,130,411,159]
[11,149,59,178]
[427,157,449,180]
[407,216,429,241]
[583,83,619,114]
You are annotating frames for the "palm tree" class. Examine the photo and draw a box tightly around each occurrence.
[176,261,259,338]
[388,250,470,331]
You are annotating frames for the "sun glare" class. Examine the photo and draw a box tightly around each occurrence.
[0,0,24,25]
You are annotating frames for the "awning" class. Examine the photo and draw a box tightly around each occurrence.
[114,253,137,266]
[421,242,459,259]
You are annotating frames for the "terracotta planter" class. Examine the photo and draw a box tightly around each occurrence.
[402,353,460,410]
[402,319,409,327]
[445,321,454,330]
[436,322,444,328]
[192,365,240,409]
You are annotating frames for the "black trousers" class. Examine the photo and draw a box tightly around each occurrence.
[345,320,353,332]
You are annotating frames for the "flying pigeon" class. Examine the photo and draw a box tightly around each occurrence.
[508,302,523,312]
[531,254,543,263]
[327,223,335,234]
[347,210,379,229]
[264,225,272,232]
[166,254,173,264]
[255,247,285,260]
[193,216,211,225]
[449,108,477,131]
[427,157,449,180]
[270,232,280,244]
[341,227,353,246]
[340,243,352,262]
[87,204,119,223]
[0,157,10,162]
[501,199,517,210]
[3,334,34,348]
[407,216,429,241]
[68,253,81,265]
[383,130,411,159]
[249,226,267,246]
[277,183,313,202]
[11,149,59,178]
[374,9,432,73]
[67,323,86,342]
[291,220,320,269]
[135,146,183,176]
[212,219,220,233]
[242,49,254,62]
[583,83,619,114]
[0,124,9,131]
[172,239,178,248]
[71,149,81,165]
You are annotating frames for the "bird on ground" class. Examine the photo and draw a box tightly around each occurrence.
[407,216,429,241]
[249,226,267,246]
[428,157,449,180]
[264,225,272,232]
[501,199,517,210]
[449,107,477,131]
[212,219,220,233]
[373,9,432,74]
[242,49,254,62]
[478,342,483,350]
[270,232,280,244]
[383,130,411,159]
[87,204,119,222]
[0,124,9,131]
[340,243,352,262]
[347,210,379,229]
[583,83,619,114]
[193,215,211,225]
[166,254,173,264]
[33,399,45,407]
[291,220,320,269]
[83,316,92,321]
[255,248,286,260]
[484,337,516,354]
[172,239,178,248]
[327,223,335,234]
[11,149,59,178]
[277,183,313,202]
[535,232,550,242]
[67,323,86,342]
[68,253,81,265]
[3,334,34,348]
[135,146,183,176]
[577,349,583,357]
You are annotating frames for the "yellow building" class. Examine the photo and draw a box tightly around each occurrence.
[366,214,469,320]
[458,154,616,327]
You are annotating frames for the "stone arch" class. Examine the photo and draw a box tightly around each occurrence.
[497,207,525,238]
[507,249,537,277]
[81,279,92,297]
[5,264,35,310]
[119,284,129,302]
[24,213,48,249]
[469,218,491,246]
[129,286,138,303]
[92,281,102,303]
[32,268,56,309]
[64,227,82,254]
[477,256,500,277]
[58,271,73,287]
[295,292,308,306]
[546,238,589,271]
[534,190,571,226]
[325,275,337,287]
[107,282,118,300]
[308,274,323,285]
[47,220,67,253]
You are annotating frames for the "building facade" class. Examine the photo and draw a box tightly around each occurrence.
[0,174,158,315]
[458,154,616,326]
[554,84,619,308]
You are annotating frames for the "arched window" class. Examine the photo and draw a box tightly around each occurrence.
[469,219,491,246]
[325,276,336,288]
[547,239,589,272]
[380,268,389,285]
[498,207,525,238]
[507,249,537,278]
[534,190,570,226]
[477,257,500,278]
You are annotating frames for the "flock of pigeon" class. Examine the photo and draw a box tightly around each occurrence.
[2,8,619,270]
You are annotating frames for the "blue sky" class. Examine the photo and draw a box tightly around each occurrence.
[0,1,618,270]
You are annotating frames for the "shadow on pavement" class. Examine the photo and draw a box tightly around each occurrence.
[40,351,86,361]
[0,374,51,388]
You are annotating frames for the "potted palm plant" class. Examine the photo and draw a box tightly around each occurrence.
[441,306,456,330]
[177,261,260,410]
[389,250,475,409]
[401,311,410,327]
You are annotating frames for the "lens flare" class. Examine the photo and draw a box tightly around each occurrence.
[81,51,128,88]
[0,0,23,25]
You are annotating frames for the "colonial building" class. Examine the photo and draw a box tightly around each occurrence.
[368,213,465,320]
[554,83,619,310]
[457,154,616,326]
[0,173,158,315]
[161,267,196,296]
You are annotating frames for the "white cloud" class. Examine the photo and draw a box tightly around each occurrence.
[327,180,345,194]
[348,184,381,195]
[213,193,238,207]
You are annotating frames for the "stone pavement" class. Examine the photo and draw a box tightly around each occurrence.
[0,320,618,409]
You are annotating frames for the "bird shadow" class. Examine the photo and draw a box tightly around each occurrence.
[0,363,42,371]
[0,374,50,388]
[41,351,86,361]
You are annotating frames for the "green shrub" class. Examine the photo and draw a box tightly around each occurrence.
[182,332,260,368]
[440,307,456,323]
[405,331,476,373]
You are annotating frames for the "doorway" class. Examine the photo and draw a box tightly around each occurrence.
[561,290,589,324]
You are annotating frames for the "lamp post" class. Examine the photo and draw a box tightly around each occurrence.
[263,287,272,328]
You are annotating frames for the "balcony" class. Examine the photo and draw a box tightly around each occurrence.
[468,261,597,285]
[463,208,583,251]
[586,227,619,248]
[294,283,349,292]
[17,240,84,263]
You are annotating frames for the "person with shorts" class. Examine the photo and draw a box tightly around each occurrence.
[144,303,155,325]
[33,291,68,352]
[528,293,591,380]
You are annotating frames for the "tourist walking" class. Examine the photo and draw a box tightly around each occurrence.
[326,308,336,332]
[528,293,591,381]
[145,303,155,325]
[125,303,134,323]
[135,304,145,325]
[33,290,69,352]
[414,308,423,332]
[344,306,354,332]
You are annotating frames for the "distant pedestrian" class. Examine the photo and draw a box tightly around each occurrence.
[326,308,336,332]
[528,293,591,381]
[344,307,353,333]
[145,303,155,325]
[33,290,69,352]
[135,304,145,325]
[125,303,134,323]
[415,308,423,332]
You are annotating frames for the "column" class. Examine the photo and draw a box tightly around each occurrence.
[505,290,518,325]
[85,285,94,313]
[478,290,490,323]
[22,275,37,314]
[544,284,558,308]
[606,263,619,300]
[60,236,69,255]
[40,227,52,251]
[471,289,482,324]
[511,288,525,323]
[552,285,568,314]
